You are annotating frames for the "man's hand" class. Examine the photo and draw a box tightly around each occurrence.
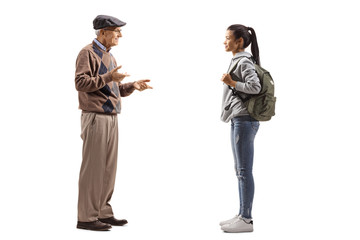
[221,73,236,88]
[111,65,130,82]
[134,79,153,91]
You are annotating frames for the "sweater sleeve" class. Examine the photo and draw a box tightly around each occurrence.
[119,82,136,97]
[75,49,113,92]
[234,58,261,94]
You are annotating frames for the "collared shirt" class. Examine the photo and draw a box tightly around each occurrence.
[94,38,109,52]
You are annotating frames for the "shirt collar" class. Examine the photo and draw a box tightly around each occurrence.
[94,38,109,52]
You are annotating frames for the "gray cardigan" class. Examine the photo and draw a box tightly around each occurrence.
[220,52,261,123]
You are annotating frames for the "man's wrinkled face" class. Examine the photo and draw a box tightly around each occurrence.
[102,27,122,48]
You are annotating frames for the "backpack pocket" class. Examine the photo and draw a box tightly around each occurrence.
[247,94,276,121]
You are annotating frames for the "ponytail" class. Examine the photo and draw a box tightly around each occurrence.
[247,27,260,66]
[227,24,261,66]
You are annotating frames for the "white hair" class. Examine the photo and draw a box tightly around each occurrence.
[95,29,101,36]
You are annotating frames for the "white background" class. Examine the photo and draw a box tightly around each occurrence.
[1,0,359,239]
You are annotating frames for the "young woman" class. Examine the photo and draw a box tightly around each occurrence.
[219,24,261,233]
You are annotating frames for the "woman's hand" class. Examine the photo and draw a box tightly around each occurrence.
[221,73,236,88]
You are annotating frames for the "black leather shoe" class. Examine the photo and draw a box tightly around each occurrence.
[99,216,128,226]
[77,220,112,231]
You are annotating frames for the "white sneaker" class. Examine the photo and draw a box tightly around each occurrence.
[221,216,253,233]
[219,215,238,226]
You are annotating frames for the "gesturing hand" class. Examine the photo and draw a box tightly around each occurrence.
[134,79,153,91]
[111,65,130,82]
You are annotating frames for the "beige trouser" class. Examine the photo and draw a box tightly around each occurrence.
[78,112,118,222]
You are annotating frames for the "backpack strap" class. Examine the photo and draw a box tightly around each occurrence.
[227,57,242,74]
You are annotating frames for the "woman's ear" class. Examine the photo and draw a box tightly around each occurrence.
[237,37,244,49]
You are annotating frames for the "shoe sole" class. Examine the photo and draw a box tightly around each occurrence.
[221,227,253,233]
[77,225,112,231]
[222,229,253,233]
[221,224,253,233]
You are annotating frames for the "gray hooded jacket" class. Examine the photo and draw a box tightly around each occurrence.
[221,52,261,123]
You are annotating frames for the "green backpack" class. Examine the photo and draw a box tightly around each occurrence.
[229,57,276,121]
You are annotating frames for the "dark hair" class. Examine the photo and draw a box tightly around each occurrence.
[227,24,260,66]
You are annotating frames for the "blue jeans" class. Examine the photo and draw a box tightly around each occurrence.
[231,116,259,219]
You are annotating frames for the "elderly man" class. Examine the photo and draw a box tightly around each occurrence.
[75,15,152,231]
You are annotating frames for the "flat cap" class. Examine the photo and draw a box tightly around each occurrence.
[93,15,126,30]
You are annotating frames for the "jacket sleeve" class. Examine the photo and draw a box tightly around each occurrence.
[234,58,261,94]
[75,49,113,92]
